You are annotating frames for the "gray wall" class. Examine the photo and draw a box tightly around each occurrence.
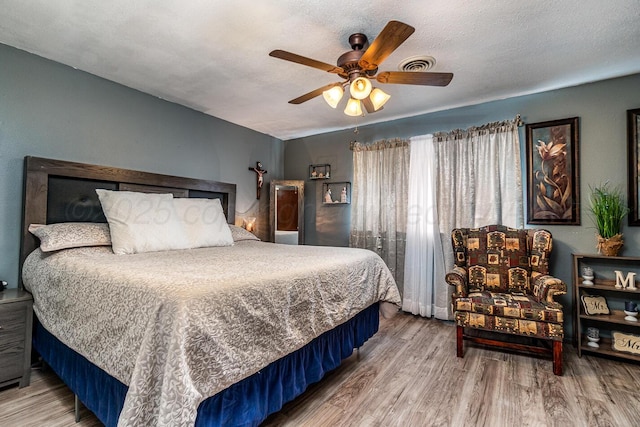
[0,44,284,288]
[285,72,640,337]
[285,145,354,247]
[3,38,639,339]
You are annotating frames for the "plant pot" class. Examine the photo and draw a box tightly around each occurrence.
[596,233,624,256]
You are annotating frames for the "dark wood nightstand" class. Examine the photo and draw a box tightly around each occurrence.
[0,289,33,388]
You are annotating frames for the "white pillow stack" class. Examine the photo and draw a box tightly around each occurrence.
[172,197,234,248]
[96,189,235,254]
[96,189,192,254]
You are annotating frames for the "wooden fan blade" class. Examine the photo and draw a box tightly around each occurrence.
[376,71,454,86]
[288,82,342,105]
[269,50,344,74]
[359,21,415,71]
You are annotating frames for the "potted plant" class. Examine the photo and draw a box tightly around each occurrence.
[588,183,629,256]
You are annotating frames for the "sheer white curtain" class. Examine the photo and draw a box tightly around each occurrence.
[403,119,523,319]
[402,134,447,318]
[350,139,410,294]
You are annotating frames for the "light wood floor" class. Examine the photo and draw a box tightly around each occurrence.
[2,313,640,426]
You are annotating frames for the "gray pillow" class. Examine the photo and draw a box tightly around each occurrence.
[29,222,112,252]
[228,225,260,242]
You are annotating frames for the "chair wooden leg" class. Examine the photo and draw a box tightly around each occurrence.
[456,325,464,358]
[552,340,563,376]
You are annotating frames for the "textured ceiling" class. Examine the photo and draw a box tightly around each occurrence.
[1,1,639,140]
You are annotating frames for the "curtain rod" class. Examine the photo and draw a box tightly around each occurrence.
[434,114,523,140]
[349,115,523,149]
[461,114,523,131]
[349,138,409,152]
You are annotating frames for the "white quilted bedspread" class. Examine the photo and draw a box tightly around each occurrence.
[22,241,400,426]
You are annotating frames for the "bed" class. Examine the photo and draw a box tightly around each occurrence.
[19,156,401,427]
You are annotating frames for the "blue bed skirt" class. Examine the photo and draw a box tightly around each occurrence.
[33,303,380,427]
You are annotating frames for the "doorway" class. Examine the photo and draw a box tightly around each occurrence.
[270,180,304,244]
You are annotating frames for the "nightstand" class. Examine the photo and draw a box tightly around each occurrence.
[0,289,33,388]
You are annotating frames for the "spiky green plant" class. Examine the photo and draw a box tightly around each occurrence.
[589,183,629,238]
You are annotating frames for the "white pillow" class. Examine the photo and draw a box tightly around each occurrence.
[172,198,234,248]
[96,189,191,254]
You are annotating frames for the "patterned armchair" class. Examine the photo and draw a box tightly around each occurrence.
[445,225,566,375]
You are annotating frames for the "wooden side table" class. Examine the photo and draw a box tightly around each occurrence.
[0,288,33,388]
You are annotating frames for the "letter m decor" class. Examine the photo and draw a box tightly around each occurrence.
[612,331,640,355]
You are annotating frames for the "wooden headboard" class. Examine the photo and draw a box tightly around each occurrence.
[20,156,237,279]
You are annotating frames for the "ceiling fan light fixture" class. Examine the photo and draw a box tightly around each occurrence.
[349,77,372,100]
[322,85,344,108]
[270,21,453,117]
[344,98,363,116]
[369,87,390,111]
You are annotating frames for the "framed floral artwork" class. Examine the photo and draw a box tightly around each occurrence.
[525,117,580,225]
[627,108,640,226]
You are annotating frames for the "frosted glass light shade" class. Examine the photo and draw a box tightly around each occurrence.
[369,88,391,111]
[349,77,372,100]
[344,98,363,116]
[322,85,344,108]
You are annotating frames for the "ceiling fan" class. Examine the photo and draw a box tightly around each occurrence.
[269,20,453,116]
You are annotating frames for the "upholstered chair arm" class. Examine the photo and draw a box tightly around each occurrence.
[532,274,567,304]
[446,266,468,297]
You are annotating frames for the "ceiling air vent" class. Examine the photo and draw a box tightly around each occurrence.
[398,55,436,72]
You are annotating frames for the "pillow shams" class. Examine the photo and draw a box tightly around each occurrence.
[96,189,191,254]
[29,222,112,252]
[172,198,234,248]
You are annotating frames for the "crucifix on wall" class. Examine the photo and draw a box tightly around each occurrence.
[249,161,268,199]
